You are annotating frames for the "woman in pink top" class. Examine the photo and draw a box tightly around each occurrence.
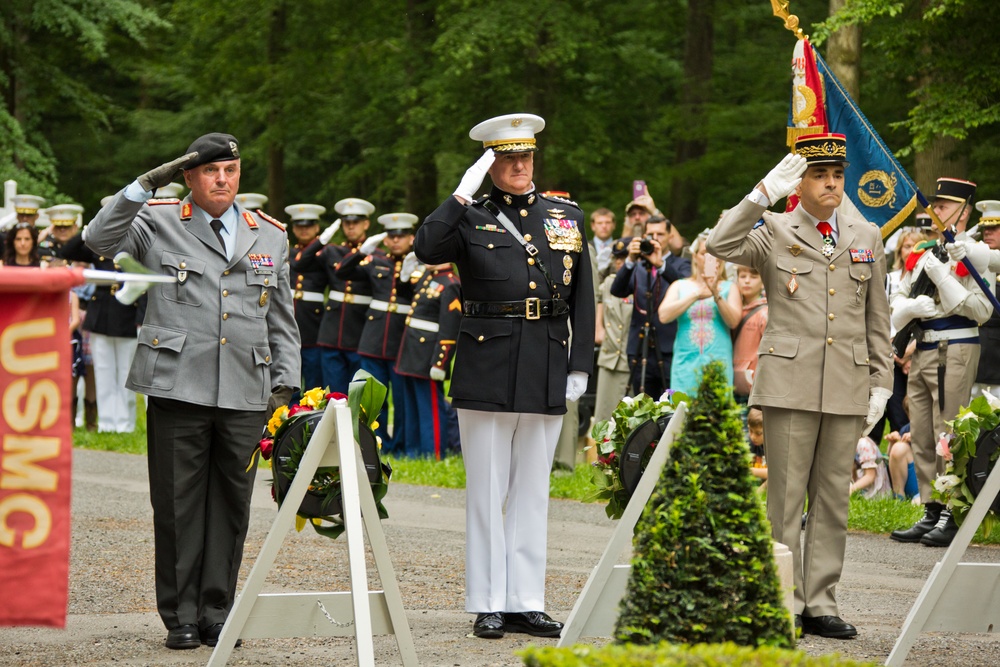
[732,265,768,401]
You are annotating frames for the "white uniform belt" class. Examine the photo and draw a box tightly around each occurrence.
[370,299,412,315]
[406,317,440,332]
[329,290,372,305]
[921,327,978,343]
[293,290,325,302]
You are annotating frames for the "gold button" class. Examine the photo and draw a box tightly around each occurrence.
[297,275,304,281]
[222,289,229,297]
[369,315,374,320]
[529,281,537,289]
[419,337,426,343]
[520,210,528,218]
[829,264,836,271]
[866,357,870,363]
[222,313,229,320]
[791,268,797,274]
[439,353,445,358]
[152,338,159,346]
[220,338,227,345]
[487,243,494,249]
[524,234,532,242]
[264,278,270,285]
[827,337,834,345]
[296,283,303,289]
[829,288,836,295]
[179,261,187,269]
[478,335,484,342]
[828,313,835,320]
[528,258,535,265]
[562,340,567,347]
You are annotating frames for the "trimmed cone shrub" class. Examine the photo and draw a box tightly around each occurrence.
[614,361,792,648]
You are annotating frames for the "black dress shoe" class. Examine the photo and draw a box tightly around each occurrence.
[504,611,563,637]
[891,503,943,543]
[201,623,242,648]
[801,615,857,639]
[473,612,505,639]
[165,624,201,650]
[920,509,958,547]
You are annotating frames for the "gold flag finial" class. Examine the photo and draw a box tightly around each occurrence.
[770,0,807,40]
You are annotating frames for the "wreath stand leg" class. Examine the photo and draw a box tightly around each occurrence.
[886,454,1000,666]
[207,403,417,667]
[558,402,687,646]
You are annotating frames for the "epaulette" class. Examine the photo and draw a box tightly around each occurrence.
[539,192,580,209]
[256,209,286,231]
[148,198,180,206]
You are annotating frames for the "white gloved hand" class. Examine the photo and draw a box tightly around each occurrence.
[919,250,951,286]
[453,149,495,203]
[863,387,894,436]
[565,371,589,402]
[760,153,808,205]
[360,232,388,255]
[114,279,151,305]
[429,366,447,382]
[946,240,992,274]
[400,251,420,281]
[319,218,341,244]
[890,294,937,329]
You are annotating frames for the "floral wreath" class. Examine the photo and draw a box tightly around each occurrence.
[248,370,392,539]
[589,391,687,520]
[933,394,1000,537]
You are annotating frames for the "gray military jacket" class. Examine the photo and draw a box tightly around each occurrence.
[85,191,301,410]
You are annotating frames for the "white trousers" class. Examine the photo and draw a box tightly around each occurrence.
[90,333,138,433]
[457,409,561,613]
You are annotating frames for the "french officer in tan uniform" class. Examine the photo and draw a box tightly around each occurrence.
[707,133,892,639]
[85,133,300,650]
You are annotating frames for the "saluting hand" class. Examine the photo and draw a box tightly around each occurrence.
[760,153,807,205]
[319,218,341,244]
[453,149,495,204]
[360,232,388,255]
[137,152,199,192]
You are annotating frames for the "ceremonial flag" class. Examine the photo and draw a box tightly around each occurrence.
[786,38,918,238]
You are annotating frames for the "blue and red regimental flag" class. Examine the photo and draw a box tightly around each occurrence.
[0,266,82,628]
[785,37,917,238]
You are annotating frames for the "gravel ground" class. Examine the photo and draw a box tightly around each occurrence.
[1,448,999,666]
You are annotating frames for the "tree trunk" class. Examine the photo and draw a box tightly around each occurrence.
[914,135,966,194]
[266,2,287,217]
[826,0,861,101]
[669,0,714,231]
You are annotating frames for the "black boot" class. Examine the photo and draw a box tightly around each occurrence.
[920,508,958,547]
[890,502,942,543]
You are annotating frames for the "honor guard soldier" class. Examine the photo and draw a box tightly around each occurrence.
[414,113,595,640]
[38,203,84,265]
[959,200,1000,398]
[335,212,417,452]
[707,133,892,639]
[83,132,301,650]
[2,193,46,240]
[394,261,462,458]
[318,197,378,393]
[890,178,995,548]
[285,202,328,396]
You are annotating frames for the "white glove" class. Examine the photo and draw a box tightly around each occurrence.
[919,250,951,286]
[114,279,151,305]
[429,366,447,382]
[760,153,808,205]
[565,371,588,402]
[360,232,387,255]
[319,218,341,244]
[890,295,936,329]
[863,387,893,436]
[401,251,420,281]
[946,240,992,274]
[453,149,495,203]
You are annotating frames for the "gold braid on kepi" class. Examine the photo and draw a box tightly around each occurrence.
[793,132,849,167]
[975,199,1000,228]
[470,113,545,153]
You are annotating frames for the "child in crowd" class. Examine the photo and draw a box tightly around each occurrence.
[851,435,892,499]
[747,407,767,492]
[732,265,768,404]
[887,424,919,501]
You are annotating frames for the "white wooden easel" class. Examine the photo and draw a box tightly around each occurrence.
[207,402,417,667]
[558,403,687,646]
[886,456,1000,665]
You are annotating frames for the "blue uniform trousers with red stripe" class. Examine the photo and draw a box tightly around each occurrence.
[360,356,406,454]
[401,375,453,459]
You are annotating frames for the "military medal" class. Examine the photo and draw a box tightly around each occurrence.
[821,238,835,258]
[563,255,573,269]
[543,218,583,252]
[788,245,803,257]
[259,289,269,307]
[787,275,798,295]
[563,269,573,285]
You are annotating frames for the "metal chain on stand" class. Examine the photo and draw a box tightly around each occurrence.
[316,599,355,627]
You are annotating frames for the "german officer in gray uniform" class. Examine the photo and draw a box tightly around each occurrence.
[414,113,595,640]
[707,133,892,639]
[84,133,301,650]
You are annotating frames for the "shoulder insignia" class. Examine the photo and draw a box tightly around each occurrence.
[148,198,180,206]
[752,218,765,230]
[180,203,193,220]
[257,209,286,231]
[539,192,580,209]
[242,211,258,229]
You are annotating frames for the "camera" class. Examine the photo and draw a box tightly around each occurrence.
[639,236,655,255]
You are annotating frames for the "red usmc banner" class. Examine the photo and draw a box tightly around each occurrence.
[0,267,78,627]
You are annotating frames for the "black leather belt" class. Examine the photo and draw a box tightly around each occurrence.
[463,298,569,320]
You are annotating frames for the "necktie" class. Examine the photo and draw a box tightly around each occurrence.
[817,221,835,258]
[210,219,226,254]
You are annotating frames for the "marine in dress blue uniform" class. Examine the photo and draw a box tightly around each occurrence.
[335,213,417,452]
[414,113,595,640]
[285,202,328,397]
[394,262,462,458]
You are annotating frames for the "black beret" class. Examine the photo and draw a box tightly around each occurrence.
[184,133,240,169]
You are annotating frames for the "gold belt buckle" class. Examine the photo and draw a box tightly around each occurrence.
[388,302,398,312]
[525,297,541,320]
[294,290,303,300]
[344,293,354,304]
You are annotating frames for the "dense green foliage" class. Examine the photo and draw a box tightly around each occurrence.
[520,641,879,666]
[5,1,998,242]
[614,362,792,648]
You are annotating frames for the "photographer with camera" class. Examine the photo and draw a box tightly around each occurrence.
[610,214,691,399]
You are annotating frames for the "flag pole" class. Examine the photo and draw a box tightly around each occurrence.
[770,0,807,40]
